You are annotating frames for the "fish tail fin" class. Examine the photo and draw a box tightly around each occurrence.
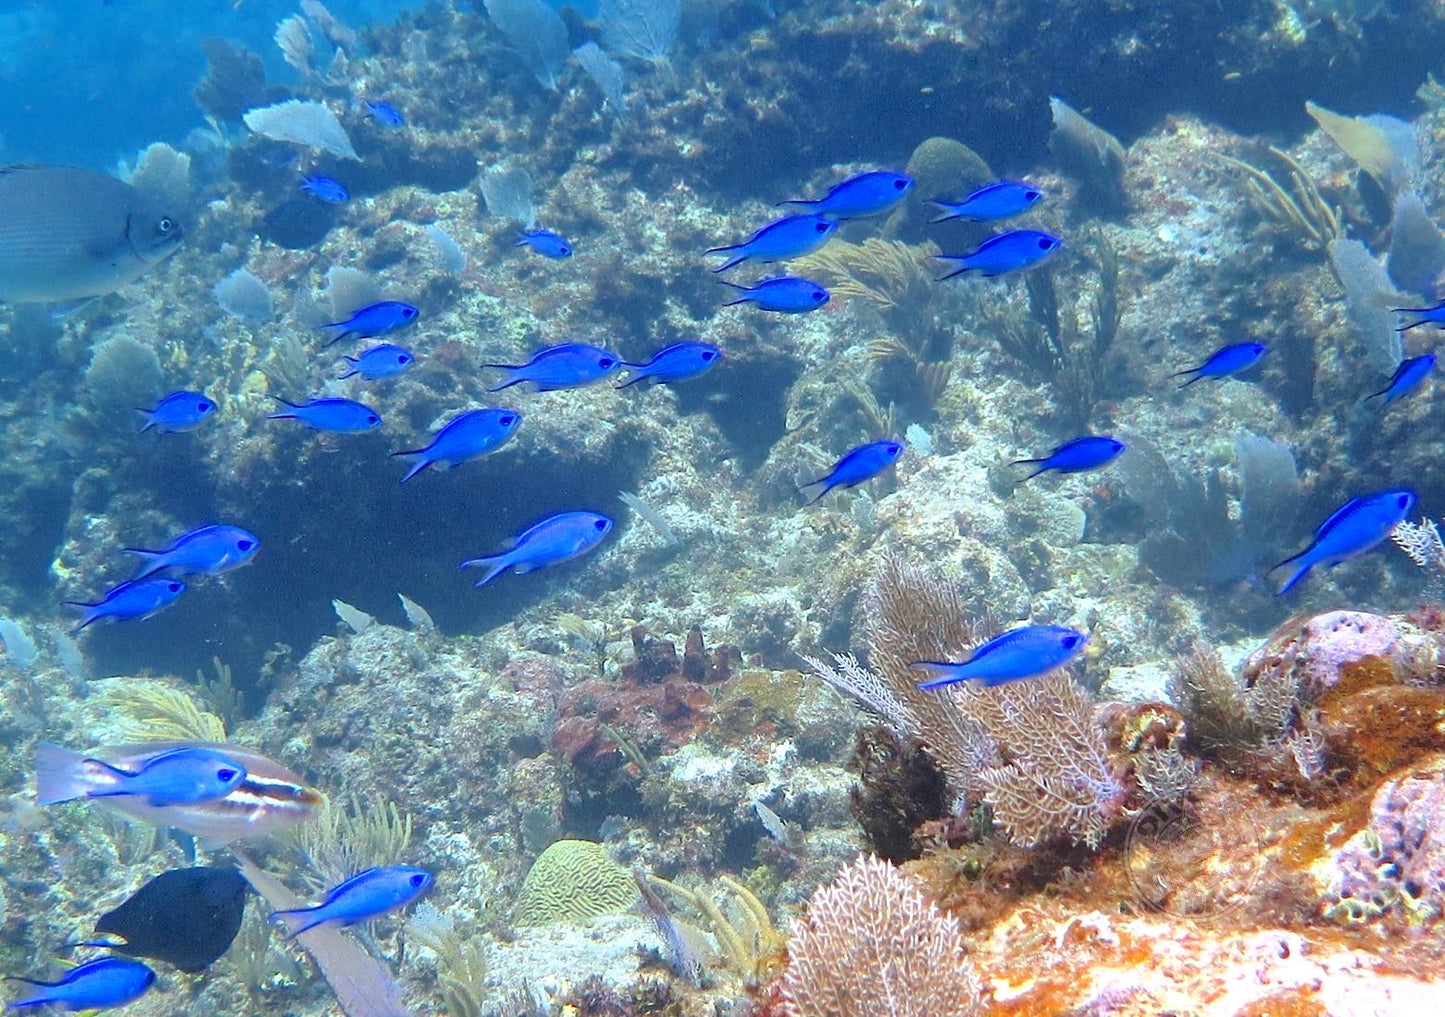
[266,396,299,421]
[926,201,961,223]
[911,661,966,691]
[1174,372,1204,388]
[1273,562,1313,595]
[776,198,812,209]
[484,370,523,392]
[460,554,511,588]
[268,907,326,940]
[60,602,100,633]
[34,742,93,804]
[338,368,358,379]
[1008,458,1045,479]
[933,257,970,282]
[615,371,651,390]
[708,250,748,273]
[319,327,354,348]
[798,479,832,505]
[133,409,156,434]
[121,548,164,579]
[390,450,430,483]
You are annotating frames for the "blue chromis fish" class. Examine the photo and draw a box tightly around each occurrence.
[137,390,216,434]
[1367,354,1435,405]
[912,625,1088,690]
[339,343,414,380]
[1170,341,1269,387]
[618,342,722,388]
[461,511,614,588]
[65,577,186,632]
[392,407,522,483]
[319,300,419,347]
[721,276,830,313]
[1393,300,1445,332]
[800,440,903,504]
[928,180,1045,223]
[515,230,572,259]
[35,744,246,807]
[363,100,405,127]
[778,170,914,220]
[299,176,348,203]
[486,343,621,392]
[1012,435,1125,481]
[124,523,260,580]
[267,397,381,433]
[0,165,183,306]
[33,741,322,846]
[269,865,433,939]
[6,957,156,1012]
[1269,488,1416,595]
[935,229,1062,279]
[708,214,837,272]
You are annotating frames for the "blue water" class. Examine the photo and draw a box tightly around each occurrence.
[0,0,423,169]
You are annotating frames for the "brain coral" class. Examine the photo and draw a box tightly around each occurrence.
[513,839,639,926]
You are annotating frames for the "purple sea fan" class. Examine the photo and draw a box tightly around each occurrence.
[780,855,983,1017]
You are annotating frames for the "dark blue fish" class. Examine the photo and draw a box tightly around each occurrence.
[54,747,247,808]
[65,578,187,633]
[125,523,260,581]
[267,397,381,433]
[912,625,1088,690]
[319,301,419,347]
[391,407,522,483]
[929,180,1045,223]
[339,343,414,380]
[618,342,722,388]
[1393,300,1445,332]
[1170,341,1269,387]
[269,865,432,939]
[137,390,216,434]
[1012,436,1125,481]
[486,343,621,392]
[363,100,405,127]
[720,277,830,313]
[1269,488,1416,595]
[935,230,1062,279]
[708,214,837,272]
[779,170,914,220]
[515,230,572,259]
[6,957,155,1011]
[80,867,250,973]
[800,440,902,504]
[460,511,614,588]
[1367,354,1435,406]
[299,176,348,203]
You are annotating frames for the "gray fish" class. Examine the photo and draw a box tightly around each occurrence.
[0,165,184,305]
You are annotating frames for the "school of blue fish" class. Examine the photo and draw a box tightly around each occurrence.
[3,28,1440,1016]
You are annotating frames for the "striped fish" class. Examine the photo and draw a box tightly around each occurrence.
[36,741,321,846]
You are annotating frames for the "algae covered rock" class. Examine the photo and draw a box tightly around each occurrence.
[884,136,993,244]
[513,839,638,926]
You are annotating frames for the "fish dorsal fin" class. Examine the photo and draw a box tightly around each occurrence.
[1314,497,1362,538]
[322,867,381,903]
[964,628,1019,661]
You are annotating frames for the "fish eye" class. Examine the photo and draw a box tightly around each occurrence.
[167,582,182,592]
[561,245,572,255]
[156,217,176,235]
[1399,494,1412,507]
[217,768,239,782]
[1062,634,1083,649]
[403,307,417,318]
[237,539,255,551]
[893,178,907,189]
[813,291,826,301]
[600,358,616,369]
[198,401,212,412]
[399,355,411,363]
[1026,190,1041,201]
[500,414,517,426]
[367,415,380,424]
[815,222,830,232]
[1038,238,1054,249]
[594,519,608,530]
[410,873,426,887]
[701,351,716,360]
